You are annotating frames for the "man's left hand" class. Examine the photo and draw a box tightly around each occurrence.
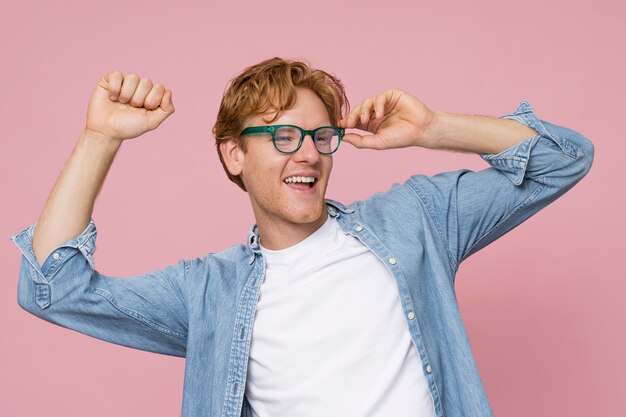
[338,89,437,150]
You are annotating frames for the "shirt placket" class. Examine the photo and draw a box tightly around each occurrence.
[221,253,266,417]
[335,212,445,417]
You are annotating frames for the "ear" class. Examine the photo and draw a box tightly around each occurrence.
[219,138,245,176]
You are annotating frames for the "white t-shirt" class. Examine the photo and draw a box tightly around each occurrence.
[245,215,437,417]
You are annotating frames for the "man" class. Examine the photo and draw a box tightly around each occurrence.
[10,57,594,417]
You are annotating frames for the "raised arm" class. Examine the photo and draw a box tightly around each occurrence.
[10,73,189,357]
[32,71,174,265]
[339,90,594,272]
[337,88,537,153]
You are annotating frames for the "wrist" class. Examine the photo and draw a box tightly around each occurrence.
[417,111,444,149]
[80,128,123,152]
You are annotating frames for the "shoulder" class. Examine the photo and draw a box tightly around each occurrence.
[330,175,430,219]
[181,243,252,280]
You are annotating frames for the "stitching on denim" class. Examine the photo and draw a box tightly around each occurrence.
[406,178,458,272]
[184,258,190,278]
[92,287,188,340]
[183,259,191,303]
[77,228,97,250]
[234,263,264,417]
[46,249,81,282]
[460,181,546,263]
[25,258,48,284]
[221,264,259,417]
[519,111,584,161]
[542,132,583,160]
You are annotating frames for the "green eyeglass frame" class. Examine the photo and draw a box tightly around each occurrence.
[239,124,344,155]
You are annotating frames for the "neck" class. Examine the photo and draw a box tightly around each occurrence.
[256,210,329,250]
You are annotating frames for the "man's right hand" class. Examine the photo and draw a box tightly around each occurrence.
[85,71,175,142]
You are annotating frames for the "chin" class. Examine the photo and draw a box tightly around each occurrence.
[286,203,325,224]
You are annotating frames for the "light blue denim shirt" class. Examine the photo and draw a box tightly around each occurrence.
[10,101,594,417]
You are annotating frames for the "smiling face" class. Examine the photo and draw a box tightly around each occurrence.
[221,87,334,249]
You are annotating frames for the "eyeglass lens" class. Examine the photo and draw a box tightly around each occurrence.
[274,126,340,153]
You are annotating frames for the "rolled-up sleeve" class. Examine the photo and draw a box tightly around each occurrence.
[479,100,593,185]
[408,100,594,274]
[9,218,189,357]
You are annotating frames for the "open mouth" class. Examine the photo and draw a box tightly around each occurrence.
[284,176,317,189]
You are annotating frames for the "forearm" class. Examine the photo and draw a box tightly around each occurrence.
[423,111,539,154]
[32,130,122,266]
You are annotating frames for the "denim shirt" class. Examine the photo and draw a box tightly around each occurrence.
[10,101,594,417]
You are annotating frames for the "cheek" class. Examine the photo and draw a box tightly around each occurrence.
[245,156,286,192]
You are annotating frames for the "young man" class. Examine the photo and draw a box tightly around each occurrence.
[10,57,594,417]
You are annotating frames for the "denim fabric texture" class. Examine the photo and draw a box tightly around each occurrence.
[10,101,594,417]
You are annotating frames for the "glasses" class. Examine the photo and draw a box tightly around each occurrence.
[239,124,344,155]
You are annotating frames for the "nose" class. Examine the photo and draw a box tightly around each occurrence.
[293,134,321,162]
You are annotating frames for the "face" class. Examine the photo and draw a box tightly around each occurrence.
[224,87,334,239]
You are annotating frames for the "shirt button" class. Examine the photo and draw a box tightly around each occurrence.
[355,225,363,232]
[407,311,416,320]
[388,257,397,265]
[52,252,60,260]
[426,365,432,374]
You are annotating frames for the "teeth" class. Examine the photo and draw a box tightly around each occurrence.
[284,176,316,183]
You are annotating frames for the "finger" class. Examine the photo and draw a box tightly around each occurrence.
[343,132,384,150]
[344,98,379,131]
[147,89,175,130]
[352,105,371,130]
[118,73,140,104]
[144,83,165,110]
[339,107,354,127]
[360,98,375,126]
[341,132,360,145]
[105,71,123,100]
[160,88,175,114]
[374,92,387,119]
[129,78,153,108]
[343,104,362,129]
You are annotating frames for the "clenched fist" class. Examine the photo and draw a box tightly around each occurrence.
[85,71,175,142]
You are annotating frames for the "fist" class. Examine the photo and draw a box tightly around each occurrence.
[85,71,175,142]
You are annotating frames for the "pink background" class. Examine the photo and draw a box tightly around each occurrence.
[2,0,623,416]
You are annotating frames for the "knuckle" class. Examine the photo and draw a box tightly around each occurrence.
[126,73,139,82]
[147,95,161,106]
